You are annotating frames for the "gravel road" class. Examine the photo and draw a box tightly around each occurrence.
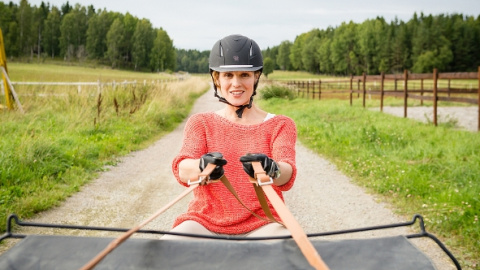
[1,88,468,269]
[372,106,478,132]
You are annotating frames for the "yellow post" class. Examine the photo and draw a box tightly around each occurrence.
[0,28,14,109]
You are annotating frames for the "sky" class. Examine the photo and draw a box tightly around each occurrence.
[18,0,480,51]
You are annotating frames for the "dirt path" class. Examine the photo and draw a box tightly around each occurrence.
[372,106,478,132]
[1,89,463,269]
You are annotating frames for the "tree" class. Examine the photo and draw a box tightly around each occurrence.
[16,0,33,56]
[86,10,115,59]
[43,6,61,58]
[317,37,333,74]
[301,33,321,73]
[0,3,11,32]
[412,36,453,72]
[131,19,153,70]
[106,18,124,68]
[59,4,88,61]
[330,21,358,75]
[121,13,137,66]
[290,33,306,70]
[149,28,175,72]
[32,1,49,59]
[0,3,18,57]
[411,14,453,72]
[276,40,291,70]
[175,49,209,73]
[357,18,388,74]
[389,20,411,73]
[60,1,72,16]
[262,57,274,78]
[262,46,279,70]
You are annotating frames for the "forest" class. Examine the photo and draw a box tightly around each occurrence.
[0,0,176,72]
[265,13,480,75]
[1,0,479,75]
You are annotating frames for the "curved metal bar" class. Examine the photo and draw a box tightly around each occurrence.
[1,213,461,269]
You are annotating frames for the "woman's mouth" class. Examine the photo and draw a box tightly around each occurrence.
[230,90,244,97]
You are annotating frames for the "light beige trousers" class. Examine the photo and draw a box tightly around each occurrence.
[161,220,290,240]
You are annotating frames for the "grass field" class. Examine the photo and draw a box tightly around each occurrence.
[6,62,176,82]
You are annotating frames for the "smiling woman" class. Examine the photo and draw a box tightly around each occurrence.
[166,34,298,240]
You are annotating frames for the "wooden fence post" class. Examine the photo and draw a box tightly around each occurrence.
[312,81,315,99]
[403,69,408,118]
[362,72,366,108]
[433,68,438,126]
[307,81,310,99]
[420,79,424,106]
[380,72,385,112]
[357,79,360,98]
[302,81,305,98]
[349,75,353,106]
[318,80,322,100]
[447,79,451,97]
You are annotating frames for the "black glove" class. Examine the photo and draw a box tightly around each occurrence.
[239,153,281,179]
[199,152,227,180]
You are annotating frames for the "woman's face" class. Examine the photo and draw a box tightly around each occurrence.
[218,71,256,107]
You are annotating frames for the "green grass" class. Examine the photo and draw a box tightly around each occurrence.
[257,92,479,269]
[0,63,209,234]
[265,70,338,80]
[7,62,174,82]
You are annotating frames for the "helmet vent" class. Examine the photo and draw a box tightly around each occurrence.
[220,46,223,57]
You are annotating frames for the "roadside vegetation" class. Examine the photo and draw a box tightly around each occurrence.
[258,85,479,269]
[0,64,209,234]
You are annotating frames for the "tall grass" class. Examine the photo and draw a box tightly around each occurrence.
[258,88,479,269]
[7,62,174,82]
[265,70,336,81]
[0,75,209,231]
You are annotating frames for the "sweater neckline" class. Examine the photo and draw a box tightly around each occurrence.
[205,112,277,128]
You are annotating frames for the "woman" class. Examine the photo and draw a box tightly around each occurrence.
[167,34,297,238]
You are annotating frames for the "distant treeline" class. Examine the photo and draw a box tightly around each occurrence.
[1,1,479,75]
[0,0,176,71]
[263,13,480,75]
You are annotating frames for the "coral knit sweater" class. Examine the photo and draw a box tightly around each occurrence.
[171,112,297,235]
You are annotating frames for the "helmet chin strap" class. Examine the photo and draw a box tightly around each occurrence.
[214,89,254,118]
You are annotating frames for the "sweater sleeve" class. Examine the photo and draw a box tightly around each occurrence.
[171,114,207,186]
[271,116,297,191]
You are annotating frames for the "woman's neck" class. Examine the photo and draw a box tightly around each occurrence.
[216,104,267,125]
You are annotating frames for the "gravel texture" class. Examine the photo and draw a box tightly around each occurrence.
[1,89,472,269]
[372,106,478,132]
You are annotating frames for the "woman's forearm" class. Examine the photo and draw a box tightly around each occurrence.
[273,161,292,186]
[178,159,201,184]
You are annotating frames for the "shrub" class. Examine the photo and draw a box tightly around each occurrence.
[259,85,297,100]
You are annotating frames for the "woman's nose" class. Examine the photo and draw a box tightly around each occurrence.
[232,75,241,86]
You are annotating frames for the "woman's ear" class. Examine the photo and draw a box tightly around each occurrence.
[212,71,221,89]
[255,72,261,83]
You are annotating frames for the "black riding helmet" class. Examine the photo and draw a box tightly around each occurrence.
[209,34,263,118]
